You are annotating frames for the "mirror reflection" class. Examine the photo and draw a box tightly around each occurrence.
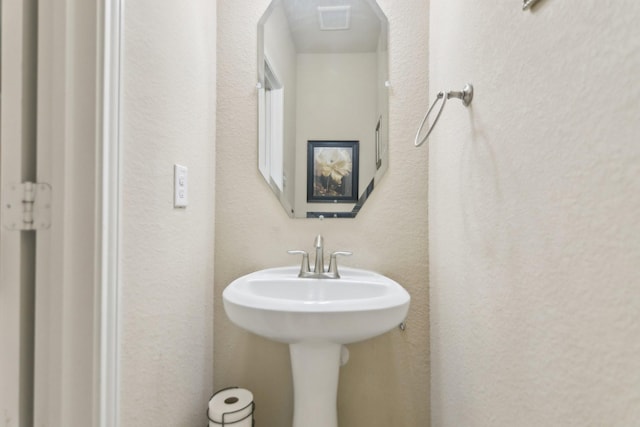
[258,0,389,218]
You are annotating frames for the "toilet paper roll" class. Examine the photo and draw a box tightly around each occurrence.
[208,388,253,427]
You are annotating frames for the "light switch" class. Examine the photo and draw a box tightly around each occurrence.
[174,164,188,208]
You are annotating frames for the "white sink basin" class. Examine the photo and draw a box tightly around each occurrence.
[223,266,410,344]
[223,265,410,427]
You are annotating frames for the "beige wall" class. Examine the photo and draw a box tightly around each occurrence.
[119,1,217,425]
[215,0,429,425]
[429,1,640,426]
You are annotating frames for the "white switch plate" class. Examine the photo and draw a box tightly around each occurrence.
[174,164,188,208]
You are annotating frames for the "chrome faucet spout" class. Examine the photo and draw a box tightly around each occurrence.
[313,234,324,273]
[288,235,351,279]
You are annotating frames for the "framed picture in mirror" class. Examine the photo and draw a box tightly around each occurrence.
[307,140,359,203]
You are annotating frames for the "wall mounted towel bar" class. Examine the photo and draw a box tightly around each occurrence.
[414,83,474,147]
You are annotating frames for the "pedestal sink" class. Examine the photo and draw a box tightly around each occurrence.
[222,266,410,427]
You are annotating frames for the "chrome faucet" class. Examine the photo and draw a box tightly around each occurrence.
[288,235,352,279]
[313,234,324,275]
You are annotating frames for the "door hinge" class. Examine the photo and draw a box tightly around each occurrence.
[2,182,52,231]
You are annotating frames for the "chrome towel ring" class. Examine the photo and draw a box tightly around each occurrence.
[414,91,447,147]
[414,83,474,147]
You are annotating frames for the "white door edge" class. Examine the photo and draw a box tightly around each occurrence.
[98,0,122,426]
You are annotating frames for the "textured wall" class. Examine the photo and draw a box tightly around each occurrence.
[215,1,429,425]
[429,1,640,426]
[119,1,217,425]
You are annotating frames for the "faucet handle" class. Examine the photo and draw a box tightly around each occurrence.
[287,250,310,276]
[328,251,352,278]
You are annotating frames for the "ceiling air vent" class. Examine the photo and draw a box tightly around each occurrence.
[317,5,351,31]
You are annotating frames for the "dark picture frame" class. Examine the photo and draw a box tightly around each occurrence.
[307,140,359,203]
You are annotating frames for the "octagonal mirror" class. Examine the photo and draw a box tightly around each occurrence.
[258,0,389,218]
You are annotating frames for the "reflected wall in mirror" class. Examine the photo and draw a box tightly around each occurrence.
[258,0,389,218]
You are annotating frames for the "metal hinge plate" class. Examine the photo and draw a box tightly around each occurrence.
[2,182,52,231]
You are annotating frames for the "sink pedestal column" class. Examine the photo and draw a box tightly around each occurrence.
[289,341,342,427]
